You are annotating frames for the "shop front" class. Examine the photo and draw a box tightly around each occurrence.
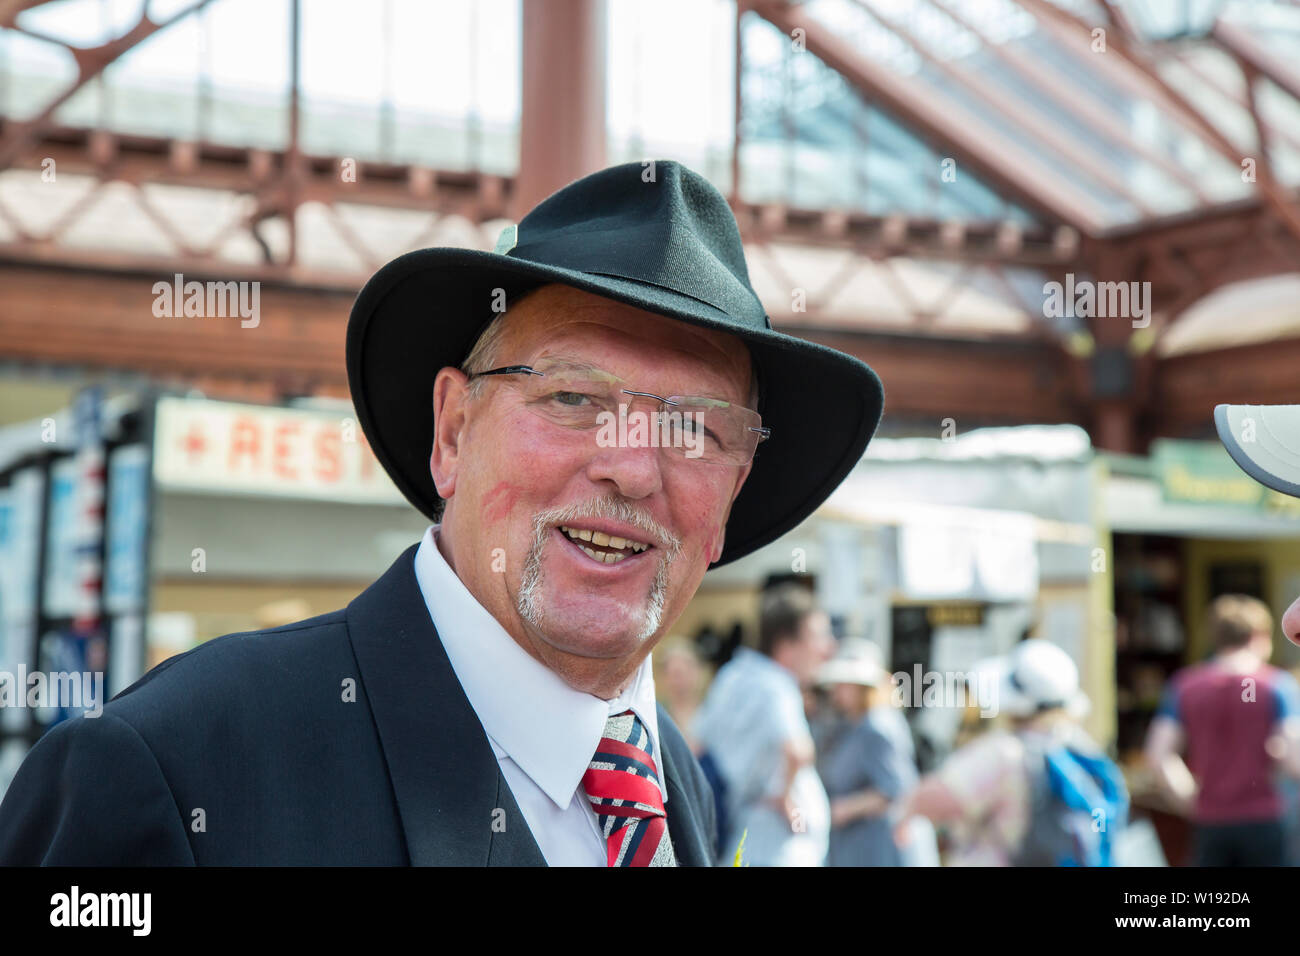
[0,390,428,796]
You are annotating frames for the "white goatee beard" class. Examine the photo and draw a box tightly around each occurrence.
[516,496,682,646]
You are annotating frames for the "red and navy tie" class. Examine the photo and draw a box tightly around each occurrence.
[582,710,677,867]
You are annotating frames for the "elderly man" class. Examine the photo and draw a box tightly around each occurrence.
[0,161,883,866]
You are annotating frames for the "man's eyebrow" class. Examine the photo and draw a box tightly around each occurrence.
[530,353,599,370]
[531,351,751,403]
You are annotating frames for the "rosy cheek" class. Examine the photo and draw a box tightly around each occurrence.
[481,416,583,519]
[481,480,519,525]
[677,491,729,563]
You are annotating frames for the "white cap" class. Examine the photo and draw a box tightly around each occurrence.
[986,639,1090,719]
[1215,404,1300,499]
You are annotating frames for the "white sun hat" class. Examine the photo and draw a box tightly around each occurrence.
[818,637,888,687]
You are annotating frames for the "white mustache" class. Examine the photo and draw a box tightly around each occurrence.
[532,496,681,556]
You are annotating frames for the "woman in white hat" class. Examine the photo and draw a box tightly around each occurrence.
[818,639,933,866]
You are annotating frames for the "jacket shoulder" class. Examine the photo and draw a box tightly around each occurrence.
[105,610,351,725]
[0,711,195,864]
[0,608,406,865]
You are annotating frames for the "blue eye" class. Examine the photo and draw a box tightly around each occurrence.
[551,391,592,407]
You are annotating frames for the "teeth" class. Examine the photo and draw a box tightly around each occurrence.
[559,525,650,557]
[580,545,627,564]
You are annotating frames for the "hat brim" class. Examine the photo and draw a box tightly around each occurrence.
[1214,404,1300,499]
[346,247,884,567]
[818,659,887,687]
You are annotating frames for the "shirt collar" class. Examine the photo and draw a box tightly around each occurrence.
[412,525,664,810]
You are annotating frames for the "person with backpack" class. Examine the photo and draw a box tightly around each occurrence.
[894,639,1128,866]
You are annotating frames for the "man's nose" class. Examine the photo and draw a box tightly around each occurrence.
[1283,596,1300,646]
[584,441,665,500]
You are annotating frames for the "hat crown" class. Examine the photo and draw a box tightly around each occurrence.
[509,161,769,331]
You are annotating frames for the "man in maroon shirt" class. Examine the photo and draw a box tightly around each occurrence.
[1145,595,1300,865]
[1143,403,1300,866]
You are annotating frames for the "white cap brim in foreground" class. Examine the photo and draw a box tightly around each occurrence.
[1214,404,1300,499]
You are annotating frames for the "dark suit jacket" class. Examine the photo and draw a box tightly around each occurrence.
[0,546,716,865]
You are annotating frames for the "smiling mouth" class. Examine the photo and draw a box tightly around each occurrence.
[557,524,652,565]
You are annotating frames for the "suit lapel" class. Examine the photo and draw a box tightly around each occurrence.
[346,546,546,866]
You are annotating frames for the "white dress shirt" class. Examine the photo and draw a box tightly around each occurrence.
[412,525,665,866]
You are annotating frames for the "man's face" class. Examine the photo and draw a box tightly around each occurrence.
[786,611,836,687]
[430,284,755,694]
[829,681,863,714]
[660,649,703,699]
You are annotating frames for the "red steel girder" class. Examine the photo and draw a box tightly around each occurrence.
[848,0,1156,216]
[745,0,1107,233]
[1017,0,1300,242]
[0,0,216,172]
[925,0,1211,204]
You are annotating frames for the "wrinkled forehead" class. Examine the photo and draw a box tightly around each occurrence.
[499,285,756,403]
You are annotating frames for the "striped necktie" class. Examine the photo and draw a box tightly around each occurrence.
[582,710,677,867]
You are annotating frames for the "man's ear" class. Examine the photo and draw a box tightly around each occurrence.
[430,367,471,501]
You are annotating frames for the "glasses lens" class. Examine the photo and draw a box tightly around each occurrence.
[492,360,765,465]
[517,362,619,428]
[668,397,763,466]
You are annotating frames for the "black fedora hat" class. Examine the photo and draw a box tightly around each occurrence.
[346,160,884,567]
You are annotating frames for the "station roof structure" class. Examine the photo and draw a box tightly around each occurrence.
[1,0,1298,450]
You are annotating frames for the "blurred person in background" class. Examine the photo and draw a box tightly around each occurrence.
[1144,594,1300,866]
[657,641,707,753]
[695,584,835,866]
[896,640,1126,866]
[818,638,937,866]
[806,670,844,772]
